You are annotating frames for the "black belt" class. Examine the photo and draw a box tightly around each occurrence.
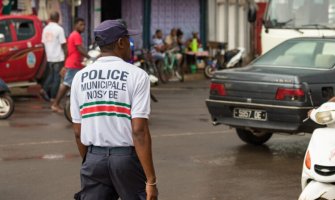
[88,145,135,155]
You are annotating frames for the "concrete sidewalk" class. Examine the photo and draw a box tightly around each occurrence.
[184,71,206,81]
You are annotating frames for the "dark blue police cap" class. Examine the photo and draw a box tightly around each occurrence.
[94,20,139,47]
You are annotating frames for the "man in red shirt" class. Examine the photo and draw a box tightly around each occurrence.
[51,18,89,112]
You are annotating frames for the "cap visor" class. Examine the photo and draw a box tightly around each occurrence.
[127,29,141,36]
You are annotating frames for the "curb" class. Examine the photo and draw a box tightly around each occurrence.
[184,72,206,81]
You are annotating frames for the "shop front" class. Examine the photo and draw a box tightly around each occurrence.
[1,0,207,49]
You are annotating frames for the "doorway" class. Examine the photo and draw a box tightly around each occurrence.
[101,0,122,21]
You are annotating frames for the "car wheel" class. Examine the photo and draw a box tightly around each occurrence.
[236,128,273,145]
[0,94,14,119]
[204,65,215,79]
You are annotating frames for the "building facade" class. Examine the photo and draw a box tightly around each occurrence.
[1,0,263,56]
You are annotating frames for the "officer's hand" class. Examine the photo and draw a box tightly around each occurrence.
[146,185,158,200]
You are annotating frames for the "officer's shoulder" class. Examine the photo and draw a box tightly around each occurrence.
[123,61,148,76]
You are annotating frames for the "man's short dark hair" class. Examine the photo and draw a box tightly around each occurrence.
[155,29,162,34]
[75,18,85,25]
[99,41,117,52]
[177,29,183,37]
[50,11,59,22]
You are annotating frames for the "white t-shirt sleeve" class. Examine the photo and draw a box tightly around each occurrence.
[41,28,46,44]
[70,74,82,123]
[59,27,66,44]
[131,74,151,119]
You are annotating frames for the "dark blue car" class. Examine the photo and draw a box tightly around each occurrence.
[206,37,335,145]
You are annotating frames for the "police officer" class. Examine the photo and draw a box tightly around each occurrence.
[70,20,158,200]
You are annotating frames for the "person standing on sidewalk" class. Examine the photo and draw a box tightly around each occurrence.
[70,20,158,200]
[40,11,67,101]
[51,18,89,112]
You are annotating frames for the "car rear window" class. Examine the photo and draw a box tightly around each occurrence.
[254,40,335,69]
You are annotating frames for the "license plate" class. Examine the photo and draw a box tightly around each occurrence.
[233,108,267,121]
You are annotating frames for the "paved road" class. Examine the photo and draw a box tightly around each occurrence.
[0,78,310,200]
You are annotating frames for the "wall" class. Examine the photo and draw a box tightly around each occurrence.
[77,0,92,47]
[208,0,251,53]
[151,0,200,45]
[122,0,144,48]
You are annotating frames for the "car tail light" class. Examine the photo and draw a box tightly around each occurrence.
[210,83,226,96]
[305,150,311,170]
[275,88,305,101]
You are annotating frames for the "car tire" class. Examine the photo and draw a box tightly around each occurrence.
[204,65,215,79]
[0,93,14,119]
[236,128,273,145]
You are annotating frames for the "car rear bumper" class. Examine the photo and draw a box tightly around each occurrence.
[206,99,316,133]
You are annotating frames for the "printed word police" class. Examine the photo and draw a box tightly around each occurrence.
[81,69,129,82]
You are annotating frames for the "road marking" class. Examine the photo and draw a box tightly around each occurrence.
[1,153,80,162]
[152,130,224,138]
[0,140,73,148]
[0,131,226,148]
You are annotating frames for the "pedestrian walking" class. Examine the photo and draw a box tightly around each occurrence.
[70,20,158,200]
[51,18,89,113]
[40,11,67,101]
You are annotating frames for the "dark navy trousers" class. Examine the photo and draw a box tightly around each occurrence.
[80,146,146,200]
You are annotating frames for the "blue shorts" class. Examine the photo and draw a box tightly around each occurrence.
[63,68,80,87]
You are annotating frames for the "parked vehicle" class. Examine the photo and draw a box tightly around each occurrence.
[249,0,335,55]
[0,15,46,86]
[206,37,335,145]
[133,49,159,102]
[133,49,159,86]
[0,15,46,119]
[204,41,245,79]
[0,78,14,119]
[299,102,335,200]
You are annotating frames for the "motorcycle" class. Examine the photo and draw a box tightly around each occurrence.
[133,49,159,102]
[299,102,335,200]
[0,78,14,119]
[204,46,245,79]
[133,49,159,86]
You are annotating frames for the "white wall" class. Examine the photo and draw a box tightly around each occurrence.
[93,0,101,30]
[208,0,251,53]
[208,0,217,41]
[228,3,236,49]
